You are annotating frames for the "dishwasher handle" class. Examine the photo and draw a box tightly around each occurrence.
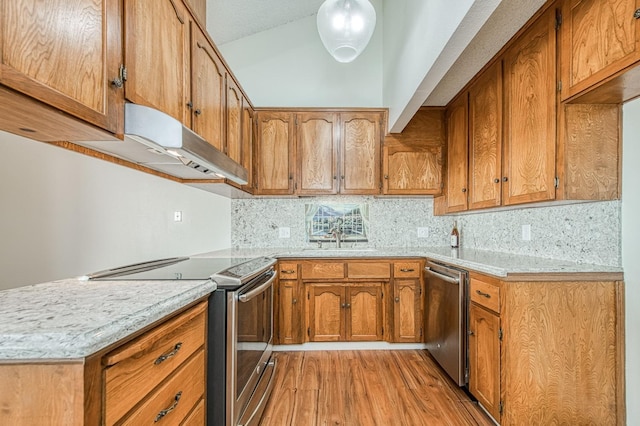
[425,267,460,285]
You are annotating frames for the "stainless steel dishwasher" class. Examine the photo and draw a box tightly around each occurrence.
[424,260,469,387]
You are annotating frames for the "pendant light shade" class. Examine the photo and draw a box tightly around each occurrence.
[316,0,377,63]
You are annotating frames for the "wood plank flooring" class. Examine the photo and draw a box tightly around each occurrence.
[260,350,494,426]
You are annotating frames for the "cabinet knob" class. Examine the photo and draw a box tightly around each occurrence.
[395,297,400,303]
[341,303,346,308]
[493,178,500,183]
[461,188,467,193]
[333,175,337,180]
[346,303,351,308]
[194,109,202,116]
[502,176,508,182]
[341,175,345,179]
[292,298,297,304]
[186,101,193,109]
[468,330,475,336]
[111,77,124,88]
[384,175,389,179]
[635,8,640,19]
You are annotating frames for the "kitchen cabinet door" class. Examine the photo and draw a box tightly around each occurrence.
[346,284,384,341]
[277,280,303,345]
[560,0,640,100]
[190,24,225,152]
[468,61,503,210]
[254,111,295,195]
[241,105,254,190]
[340,112,383,194]
[296,111,339,195]
[383,108,445,195]
[124,0,190,125]
[184,0,206,25]
[392,279,423,343]
[226,78,244,164]
[503,7,557,206]
[468,303,501,422]
[307,285,345,342]
[445,93,469,213]
[0,0,123,134]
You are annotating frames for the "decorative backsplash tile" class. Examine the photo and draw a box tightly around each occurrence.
[231,197,621,266]
[306,203,369,243]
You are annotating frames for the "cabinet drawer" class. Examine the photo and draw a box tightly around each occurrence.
[104,302,206,425]
[120,350,205,426]
[394,262,421,278]
[470,278,500,313]
[302,262,345,279]
[348,262,390,279]
[278,262,298,279]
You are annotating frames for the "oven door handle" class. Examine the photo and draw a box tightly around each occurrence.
[238,271,277,303]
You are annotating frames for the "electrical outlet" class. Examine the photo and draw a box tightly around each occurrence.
[278,227,291,238]
[417,227,429,238]
[174,211,183,222]
[522,224,531,241]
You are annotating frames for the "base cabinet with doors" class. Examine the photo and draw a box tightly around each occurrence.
[274,258,424,344]
[465,271,624,425]
[0,300,208,426]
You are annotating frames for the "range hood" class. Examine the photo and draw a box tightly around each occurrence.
[76,103,248,184]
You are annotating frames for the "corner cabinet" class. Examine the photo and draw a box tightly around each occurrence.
[382,108,445,195]
[466,271,624,425]
[0,0,124,134]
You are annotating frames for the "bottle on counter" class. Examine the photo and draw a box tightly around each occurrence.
[450,220,459,248]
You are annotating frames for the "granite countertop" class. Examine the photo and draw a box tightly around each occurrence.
[195,246,623,278]
[0,278,214,360]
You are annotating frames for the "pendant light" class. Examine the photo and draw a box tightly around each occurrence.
[316,0,377,63]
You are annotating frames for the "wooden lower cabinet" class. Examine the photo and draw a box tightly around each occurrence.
[466,273,625,425]
[0,300,208,425]
[307,283,384,342]
[277,279,303,344]
[468,303,501,421]
[391,278,423,343]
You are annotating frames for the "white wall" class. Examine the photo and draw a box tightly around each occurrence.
[0,131,232,290]
[216,0,383,108]
[622,98,640,423]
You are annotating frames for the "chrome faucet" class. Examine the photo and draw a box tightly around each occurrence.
[329,218,344,249]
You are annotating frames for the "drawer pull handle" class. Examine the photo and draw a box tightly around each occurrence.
[399,268,415,272]
[154,391,182,422]
[281,269,295,274]
[154,342,182,365]
[476,290,491,298]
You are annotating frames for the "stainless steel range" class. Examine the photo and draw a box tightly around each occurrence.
[87,256,278,426]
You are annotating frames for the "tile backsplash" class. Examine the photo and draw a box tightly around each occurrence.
[231,196,621,266]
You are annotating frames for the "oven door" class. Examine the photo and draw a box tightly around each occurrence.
[227,269,276,425]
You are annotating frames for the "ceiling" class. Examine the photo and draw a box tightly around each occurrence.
[207,0,546,129]
[208,0,326,45]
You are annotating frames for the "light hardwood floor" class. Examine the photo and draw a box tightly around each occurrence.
[260,350,494,426]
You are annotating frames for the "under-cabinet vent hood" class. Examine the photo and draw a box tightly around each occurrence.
[76,103,248,184]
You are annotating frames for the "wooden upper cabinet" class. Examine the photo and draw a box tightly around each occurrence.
[296,112,339,195]
[124,0,190,125]
[226,78,244,164]
[445,93,469,213]
[468,61,503,210]
[241,105,254,190]
[383,108,445,195]
[183,0,206,25]
[503,7,557,206]
[255,111,295,195]
[0,0,123,134]
[190,24,225,152]
[560,0,640,100]
[340,112,383,194]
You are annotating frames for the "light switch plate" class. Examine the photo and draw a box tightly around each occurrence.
[417,227,429,238]
[278,227,291,238]
[522,224,531,241]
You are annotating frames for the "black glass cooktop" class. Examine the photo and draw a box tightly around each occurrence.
[87,256,275,288]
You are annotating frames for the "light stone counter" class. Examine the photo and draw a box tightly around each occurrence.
[0,278,214,360]
[195,247,623,278]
